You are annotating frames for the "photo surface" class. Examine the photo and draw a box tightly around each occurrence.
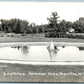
[0,1,84,82]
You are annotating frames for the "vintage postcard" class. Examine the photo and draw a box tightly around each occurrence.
[0,0,84,82]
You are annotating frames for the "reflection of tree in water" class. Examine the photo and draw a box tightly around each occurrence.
[17,46,21,50]
[11,46,29,55]
[21,46,29,55]
[11,46,21,50]
[78,47,84,51]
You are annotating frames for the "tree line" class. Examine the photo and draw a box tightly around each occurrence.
[48,12,84,34]
[0,19,44,35]
[0,12,84,37]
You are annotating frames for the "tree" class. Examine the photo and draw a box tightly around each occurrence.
[7,18,18,33]
[47,12,62,37]
[0,19,8,32]
[73,17,84,33]
[15,19,21,33]
[20,20,29,35]
[47,12,59,32]
[29,23,34,35]
[59,20,73,33]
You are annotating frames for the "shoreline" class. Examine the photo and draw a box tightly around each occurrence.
[0,59,84,65]
[0,41,84,47]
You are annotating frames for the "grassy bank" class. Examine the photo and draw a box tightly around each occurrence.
[0,34,84,43]
[0,63,84,82]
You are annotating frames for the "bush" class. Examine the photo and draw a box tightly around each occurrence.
[67,34,84,39]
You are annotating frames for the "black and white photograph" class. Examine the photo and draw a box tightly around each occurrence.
[0,1,84,82]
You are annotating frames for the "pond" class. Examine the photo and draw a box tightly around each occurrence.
[0,45,84,62]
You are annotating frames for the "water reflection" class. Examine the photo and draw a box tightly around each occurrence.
[21,46,29,55]
[78,47,84,50]
[11,46,29,55]
[0,45,84,61]
[48,50,57,60]
[47,46,60,61]
[62,46,65,48]
[11,46,22,50]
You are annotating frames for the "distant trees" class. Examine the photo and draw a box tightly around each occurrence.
[0,19,30,35]
[73,17,84,33]
[0,11,84,39]
[0,19,29,34]
[0,18,48,35]
[59,20,73,33]
[46,12,84,38]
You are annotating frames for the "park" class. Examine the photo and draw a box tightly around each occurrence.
[0,7,84,82]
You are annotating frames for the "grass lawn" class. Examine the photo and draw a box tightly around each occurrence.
[0,34,84,43]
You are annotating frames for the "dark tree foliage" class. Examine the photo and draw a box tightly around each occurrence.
[0,12,84,38]
[47,12,59,32]
[73,17,84,33]
[0,19,29,34]
[15,20,21,33]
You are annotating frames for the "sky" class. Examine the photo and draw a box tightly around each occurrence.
[0,2,84,25]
